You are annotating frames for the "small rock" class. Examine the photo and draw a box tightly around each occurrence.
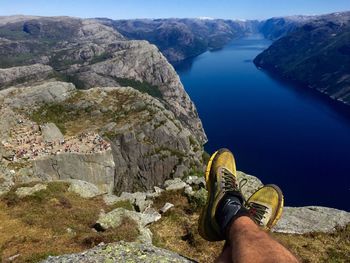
[68,179,101,198]
[164,178,188,191]
[184,185,194,196]
[95,207,160,244]
[15,183,47,198]
[7,254,20,261]
[40,123,64,143]
[146,186,164,199]
[136,199,153,212]
[154,186,164,194]
[143,207,162,225]
[236,171,263,200]
[103,194,121,205]
[160,202,174,214]
[185,176,205,188]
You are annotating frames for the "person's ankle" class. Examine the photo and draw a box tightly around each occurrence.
[215,192,250,238]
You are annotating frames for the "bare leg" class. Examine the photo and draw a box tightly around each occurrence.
[215,242,231,263]
[225,216,299,263]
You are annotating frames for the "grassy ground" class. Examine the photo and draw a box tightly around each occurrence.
[0,182,138,263]
[0,184,348,262]
[150,190,350,263]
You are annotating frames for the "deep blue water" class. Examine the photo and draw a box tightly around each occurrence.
[175,35,350,211]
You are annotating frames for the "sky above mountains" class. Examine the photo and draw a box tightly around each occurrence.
[1,0,350,20]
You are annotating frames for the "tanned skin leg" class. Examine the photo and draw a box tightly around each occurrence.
[215,217,299,263]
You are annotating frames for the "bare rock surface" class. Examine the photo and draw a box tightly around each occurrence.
[0,64,53,88]
[96,207,161,244]
[274,206,350,234]
[237,171,264,200]
[67,179,102,198]
[32,150,115,193]
[41,241,195,263]
[40,123,64,143]
[164,178,188,191]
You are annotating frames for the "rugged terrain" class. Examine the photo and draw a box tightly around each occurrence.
[0,15,207,195]
[1,13,350,263]
[98,18,260,63]
[0,172,349,262]
[254,11,350,105]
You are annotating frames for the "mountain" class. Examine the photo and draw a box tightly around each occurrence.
[0,15,206,194]
[254,11,350,105]
[98,18,259,63]
[259,15,314,40]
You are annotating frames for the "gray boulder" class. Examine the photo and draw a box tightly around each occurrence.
[185,175,205,188]
[96,207,161,244]
[274,206,350,234]
[41,241,195,263]
[40,123,64,143]
[67,179,102,198]
[164,178,188,191]
[237,171,263,200]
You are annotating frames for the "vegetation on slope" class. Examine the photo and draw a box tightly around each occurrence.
[0,182,138,263]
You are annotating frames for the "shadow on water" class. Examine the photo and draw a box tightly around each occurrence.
[260,68,350,121]
[173,55,203,73]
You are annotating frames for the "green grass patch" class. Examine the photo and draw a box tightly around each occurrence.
[114,77,163,99]
[107,200,134,212]
[90,52,112,64]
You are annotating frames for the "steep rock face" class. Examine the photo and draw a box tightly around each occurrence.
[99,18,259,63]
[0,82,203,193]
[254,11,350,106]
[82,40,205,142]
[32,150,115,193]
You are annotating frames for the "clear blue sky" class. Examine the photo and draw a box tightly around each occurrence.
[1,0,350,20]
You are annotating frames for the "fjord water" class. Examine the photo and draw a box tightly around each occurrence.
[176,35,350,211]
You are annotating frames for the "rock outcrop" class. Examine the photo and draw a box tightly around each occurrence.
[32,150,115,193]
[274,206,350,234]
[42,241,195,263]
[0,64,53,88]
[0,81,204,193]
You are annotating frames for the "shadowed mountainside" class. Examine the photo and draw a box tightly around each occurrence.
[254,11,350,106]
[98,18,260,63]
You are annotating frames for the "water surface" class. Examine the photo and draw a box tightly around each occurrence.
[176,35,350,211]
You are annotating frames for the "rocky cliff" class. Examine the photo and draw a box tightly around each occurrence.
[0,15,206,143]
[0,81,204,193]
[254,11,350,106]
[98,18,260,63]
[0,15,206,194]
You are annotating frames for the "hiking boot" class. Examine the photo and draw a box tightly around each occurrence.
[245,184,284,230]
[198,148,249,241]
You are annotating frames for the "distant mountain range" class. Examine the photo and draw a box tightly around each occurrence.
[0,11,349,106]
[97,18,260,63]
[255,11,350,105]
